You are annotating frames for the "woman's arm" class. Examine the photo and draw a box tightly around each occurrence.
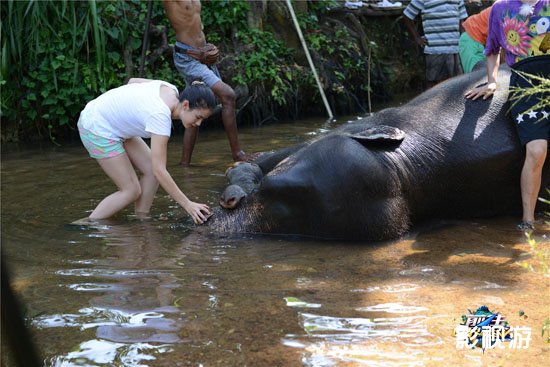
[150,134,212,224]
[464,52,500,100]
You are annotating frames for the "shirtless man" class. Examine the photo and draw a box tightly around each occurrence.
[163,0,248,166]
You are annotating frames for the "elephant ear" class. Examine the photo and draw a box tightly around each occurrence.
[345,125,406,146]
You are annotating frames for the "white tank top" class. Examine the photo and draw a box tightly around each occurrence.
[79,80,178,140]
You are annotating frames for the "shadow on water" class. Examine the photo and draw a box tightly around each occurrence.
[1,116,549,366]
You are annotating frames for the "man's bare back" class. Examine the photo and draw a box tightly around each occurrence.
[163,0,206,47]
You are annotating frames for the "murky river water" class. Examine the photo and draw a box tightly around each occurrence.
[1,115,549,367]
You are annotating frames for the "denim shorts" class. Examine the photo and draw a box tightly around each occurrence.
[173,41,221,88]
[78,123,125,160]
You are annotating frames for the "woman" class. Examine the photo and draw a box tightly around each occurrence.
[77,78,215,224]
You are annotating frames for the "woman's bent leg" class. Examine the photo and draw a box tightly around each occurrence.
[90,153,142,219]
[124,137,159,216]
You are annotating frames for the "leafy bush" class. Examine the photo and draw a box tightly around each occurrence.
[1,0,158,142]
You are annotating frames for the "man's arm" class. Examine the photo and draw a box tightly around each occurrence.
[402,16,427,47]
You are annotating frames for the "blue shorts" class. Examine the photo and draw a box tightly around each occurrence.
[78,122,125,159]
[173,41,221,88]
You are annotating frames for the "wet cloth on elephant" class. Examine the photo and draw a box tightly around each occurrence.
[485,0,550,66]
[173,41,221,88]
[509,55,550,146]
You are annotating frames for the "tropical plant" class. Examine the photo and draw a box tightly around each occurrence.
[0,0,174,142]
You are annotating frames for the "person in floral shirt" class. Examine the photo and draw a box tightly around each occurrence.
[465,0,549,230]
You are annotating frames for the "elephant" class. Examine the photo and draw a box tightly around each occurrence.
[210,67,550,241]
[219,162,263,209]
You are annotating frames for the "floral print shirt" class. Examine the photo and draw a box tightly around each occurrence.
[485,0,550,66]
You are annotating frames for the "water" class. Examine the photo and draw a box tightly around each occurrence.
[1,116,548,366]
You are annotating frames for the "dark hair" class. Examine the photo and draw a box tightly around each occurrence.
[178,80,216,110]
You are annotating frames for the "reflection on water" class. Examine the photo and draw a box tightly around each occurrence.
[1,117,549,366]
[283,310,443,367]
[50,339,172,367]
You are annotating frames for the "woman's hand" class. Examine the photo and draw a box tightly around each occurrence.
[464,82,497,100]
[183,201,212,224]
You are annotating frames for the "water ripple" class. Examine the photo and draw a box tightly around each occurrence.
[56,268,168,278]
[49,339,173,367]
[283,308,443,366]
[350,283,421,293]
[67,283,121,292]
[33,307,168,331]
[356,303,429,314]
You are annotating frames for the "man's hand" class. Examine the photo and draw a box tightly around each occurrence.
[416,36,427,48]
[186,43,220,65]
[233,150,261,163]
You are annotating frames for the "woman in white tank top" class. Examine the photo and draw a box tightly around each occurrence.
[76,78,216,225]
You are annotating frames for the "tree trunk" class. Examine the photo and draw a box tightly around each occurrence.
[247,0,267,29]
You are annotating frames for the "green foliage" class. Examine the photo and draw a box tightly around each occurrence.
[1,0,172,141]
[2,0,103,140]
[307,0,339,14]
[201,0,250,44]
[232,29,298,106]
[297,9,383,109]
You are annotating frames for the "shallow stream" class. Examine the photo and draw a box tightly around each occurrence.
[1,115,548,366]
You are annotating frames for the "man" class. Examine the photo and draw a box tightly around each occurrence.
[403,0,468,88]
[163,0,249,166]
[465,0,550,230]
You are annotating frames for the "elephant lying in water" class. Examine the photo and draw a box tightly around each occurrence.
[209,67,549,241]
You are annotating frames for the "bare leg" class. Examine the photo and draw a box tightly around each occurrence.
[520,139,547,223]
[180,126,198,167]
[211,81,245,161]
[90,153,142,219]
[124,137,159,215]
